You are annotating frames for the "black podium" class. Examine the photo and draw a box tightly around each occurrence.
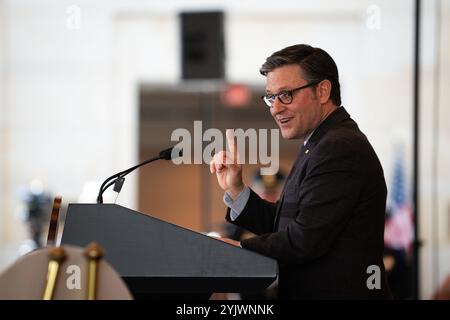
[61,204,278,299]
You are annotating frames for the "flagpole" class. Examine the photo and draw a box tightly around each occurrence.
[412,0,421,300]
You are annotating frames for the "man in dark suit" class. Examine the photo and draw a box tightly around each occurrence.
[210,44,391,299]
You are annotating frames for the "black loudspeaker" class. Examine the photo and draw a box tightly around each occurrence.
[180,11,225,80]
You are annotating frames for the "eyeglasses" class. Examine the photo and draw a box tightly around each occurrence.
[261,80,322,108]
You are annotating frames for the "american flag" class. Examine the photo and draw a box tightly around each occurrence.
[384,153,414,255]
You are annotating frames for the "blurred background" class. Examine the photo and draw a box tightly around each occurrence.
[0,0,449,299]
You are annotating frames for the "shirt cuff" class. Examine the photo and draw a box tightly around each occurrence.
[223,186,250,221]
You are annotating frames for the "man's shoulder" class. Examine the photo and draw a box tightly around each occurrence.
[308,122,381,172]
[317,120,369,152]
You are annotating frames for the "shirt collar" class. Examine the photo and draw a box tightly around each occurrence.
[303,129,315,146]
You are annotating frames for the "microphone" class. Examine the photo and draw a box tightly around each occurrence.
[96,147,183,204]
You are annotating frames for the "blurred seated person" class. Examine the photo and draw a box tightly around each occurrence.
[383,208,412,299]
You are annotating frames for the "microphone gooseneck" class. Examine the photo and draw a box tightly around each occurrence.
[96,147,183,204]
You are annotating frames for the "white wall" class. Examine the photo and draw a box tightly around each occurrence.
[419,0,450,299]
[1,0,449,299]
[0,0,13,267]
[0,0,7,247]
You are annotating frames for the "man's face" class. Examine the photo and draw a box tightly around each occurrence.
[266,64,324,140]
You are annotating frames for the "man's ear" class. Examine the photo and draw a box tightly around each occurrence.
[318,79,332,104]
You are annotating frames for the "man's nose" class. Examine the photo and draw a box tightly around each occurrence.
[271,97,286,114]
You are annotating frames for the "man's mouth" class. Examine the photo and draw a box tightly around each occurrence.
[278,117,293,125]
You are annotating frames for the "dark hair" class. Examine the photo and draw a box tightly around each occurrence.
[260,44,341,106]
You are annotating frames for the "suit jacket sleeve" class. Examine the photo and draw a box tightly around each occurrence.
[225,189,278,235]
[238,138,365,265]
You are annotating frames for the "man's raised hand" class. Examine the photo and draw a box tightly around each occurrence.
[209,129,244,200]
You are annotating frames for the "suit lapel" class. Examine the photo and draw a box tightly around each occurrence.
[273,143,308,230]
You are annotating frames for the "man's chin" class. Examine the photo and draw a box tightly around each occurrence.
[281,130,295,140]
[281,129,304,140]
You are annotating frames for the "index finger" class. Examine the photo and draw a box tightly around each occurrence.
[226,129,237,164]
